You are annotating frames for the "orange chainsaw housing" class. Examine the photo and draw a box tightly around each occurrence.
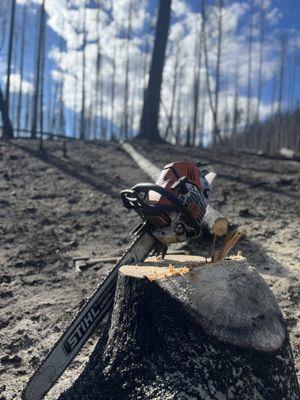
[148,161,207,228]
[121,160,209,240]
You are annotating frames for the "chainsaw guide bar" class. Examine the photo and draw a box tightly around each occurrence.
[22,230,157,400]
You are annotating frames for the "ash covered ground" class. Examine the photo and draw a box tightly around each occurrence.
[0,139,299,399]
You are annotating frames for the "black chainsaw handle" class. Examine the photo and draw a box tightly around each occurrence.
[120,183,200,235]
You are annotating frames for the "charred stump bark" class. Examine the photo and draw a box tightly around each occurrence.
[60,256,299,400]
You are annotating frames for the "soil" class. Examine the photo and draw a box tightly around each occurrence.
[0,139,299,399]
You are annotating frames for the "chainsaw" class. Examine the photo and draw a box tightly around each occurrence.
[22,161,214,400]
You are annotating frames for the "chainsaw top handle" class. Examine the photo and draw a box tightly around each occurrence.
[120,183,200,235]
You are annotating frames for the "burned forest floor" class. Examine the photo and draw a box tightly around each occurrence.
[0,139,299,399]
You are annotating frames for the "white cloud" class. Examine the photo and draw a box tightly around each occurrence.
[172,0,191,18]
[2,73,33,93]
[16,0,43,4]
[265,7,282,25]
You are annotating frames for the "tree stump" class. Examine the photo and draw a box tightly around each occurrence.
[60,256,299,400]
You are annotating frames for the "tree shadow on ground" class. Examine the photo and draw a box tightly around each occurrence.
[9,141,122,199]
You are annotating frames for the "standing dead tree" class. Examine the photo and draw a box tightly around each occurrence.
[231,61,240,148]
[256,0,265,124]
[277,33,286,150]
[110,22,118,140]
[24,91,30,131]
[140,0,172,141]
[0,85,14,139]
[199,93,206,146]
[16,5,27,136]
[164,41,180,141]
[58,64,66,138]
[245,2,254,147]
[222,73,230,139]
[99,22,105,140]
[255,0,265,150]
[31,0,46,139]
[122,0,133,140]
[175,63,183,145]
[192,13,204,147]
[287,55,297,112]
[10,29,19,125]
[72,10,82,138]
[80,0,88,140]
[0,2,9,51]
[3,0,16,139]
[202,0,223,146]
[129,67,137,137]
[93,5,102,140]
[46,69,53,133]
[5,0,16,113]
[51,22,66,138]
[39,7,46,146]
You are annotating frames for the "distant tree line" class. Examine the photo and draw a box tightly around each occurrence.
[0,0,299,155]
[226,106,300,154]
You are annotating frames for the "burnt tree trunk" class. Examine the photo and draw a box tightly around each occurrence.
[140,0,171,142]
[5,0,16,125]
[16,5,27,136]
[0,85,14,139]
[60,256,299,400]
[80,0,87,141]
[31,0,45,139]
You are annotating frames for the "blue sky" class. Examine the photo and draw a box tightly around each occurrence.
[1,0,299,140]
[275,0,300,31]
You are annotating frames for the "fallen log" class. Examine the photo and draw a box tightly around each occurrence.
[121,141,161,180]
[202,204,229,236]
[59,255,299,400]
[121,141,229,236]
[279,147,300,161]
[279,147,295,159]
